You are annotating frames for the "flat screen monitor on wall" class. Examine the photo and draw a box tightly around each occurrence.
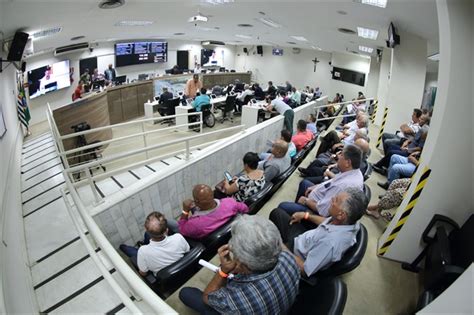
[115,41,168,67]
[28,60,71,99]
[201,49,223,66]
[386,22,400,48]
[272,48,283,56]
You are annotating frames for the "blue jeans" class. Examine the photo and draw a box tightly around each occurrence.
[296,179,315,201]
[119,232,151,258]
[388,154,416,183]
[179,287,219,315]
[278,201,310,215]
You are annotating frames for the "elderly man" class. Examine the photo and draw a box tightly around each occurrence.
[179,215,300,314]
[185,74,203,99]
[235,84,254,112]
[340,113,369,145]
[382,108,422,153]
[270,188,367,277]
[259,139,291,182]
[279,144,364,217]
[265,90,295,133]
[175,184,248,239]
[119,211,190,276]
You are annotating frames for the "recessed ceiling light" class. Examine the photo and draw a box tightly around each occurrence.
[338,28,356,35]
[115,20,153,26]
[428,53,439,61]
[355,0,388,8]
[235,34,252,39]
[237,24,253,28]
[257,17,282,28]
[258,11,266,15]
[290,36,308,42]
[311,45,322,50]
[98,0,125,9]
[287,41,297,45]
[70,36,85,41]
[202,0,234,5]
[359,45,374,53]
[337,10,348,15]
[195,26,218,31]
[30,27,62,40]
[357,27,379,40]
[174,32,185,35]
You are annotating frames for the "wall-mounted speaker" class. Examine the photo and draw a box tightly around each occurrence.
[21,61,26,72]
[257,45,263,55]
[243,47,248,54]
[7,31,29,62]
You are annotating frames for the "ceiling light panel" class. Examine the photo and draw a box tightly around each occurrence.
[290,36,308,42]
[357,27,379,40]
[30,27,62,40]
[235,34,252,39]
[257,17,282,28]
[356,0,388,8]
[359,45,374,53]
[115,20,154,26]
[428,53,439,61]
[202,0,234,5]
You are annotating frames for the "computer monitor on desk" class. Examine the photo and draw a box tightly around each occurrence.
[115,75,127,85]
[92,79,105,90]
[138,74,148,81]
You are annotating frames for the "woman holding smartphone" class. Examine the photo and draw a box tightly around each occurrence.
[220,152,266,202]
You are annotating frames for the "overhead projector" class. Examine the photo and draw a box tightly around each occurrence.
[188,14,208,23]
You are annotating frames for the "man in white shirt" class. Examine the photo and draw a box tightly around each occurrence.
[119,211,190,276]
[236,84,254,112]
[265,91,295,134]
[382,108,422,154]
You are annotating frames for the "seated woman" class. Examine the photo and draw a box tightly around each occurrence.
[366,178,411,220]
[191,88,211,112]
[216,152,266,202]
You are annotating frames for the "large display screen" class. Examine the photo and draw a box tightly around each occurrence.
[115,41,168,67]
[201,49,223,67]
[272,48,284,56]
[28,60,71,99]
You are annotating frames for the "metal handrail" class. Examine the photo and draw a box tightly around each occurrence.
[60,189,144,314]
[314,97,374,109]
[65,125,245,174]
[62,181,178,314]
[59,111,203,141]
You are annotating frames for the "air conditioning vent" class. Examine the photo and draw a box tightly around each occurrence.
[98,0,125,9]
[201,40,226,46]
[54,42,89,56]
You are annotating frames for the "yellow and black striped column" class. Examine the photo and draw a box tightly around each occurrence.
[370,100,378,124]
[378,166,432,256]
[376,107,389,148]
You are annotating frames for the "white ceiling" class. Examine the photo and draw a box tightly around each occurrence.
[1,0,439,58]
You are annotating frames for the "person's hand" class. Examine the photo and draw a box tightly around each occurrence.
[218,244,236,274]
[183,199,195,212]
[324,169,333,178]
[290,212,306,225]
[304,185,316,197]
[297,196,307,205]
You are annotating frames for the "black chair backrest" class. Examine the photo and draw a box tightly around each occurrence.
[224,95,237,112]
[200,104,211,113]
[290,277,347,315]
[164,97,181,116]
[245,182,274,215]
[242,94,253,105]
[200,216,238,259]
[363,184,371,202]
[271,165,296,185]
[450,214,474,268]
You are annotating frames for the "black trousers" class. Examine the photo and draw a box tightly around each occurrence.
[269,208,317,251]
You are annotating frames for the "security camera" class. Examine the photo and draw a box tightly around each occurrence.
[188,15,208,23]
[89,47,94,53]
[329,61,332,66]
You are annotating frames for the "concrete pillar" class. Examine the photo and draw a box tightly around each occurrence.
[377,0,473,263]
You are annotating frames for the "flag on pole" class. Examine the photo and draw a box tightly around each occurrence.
[16,71,31,131]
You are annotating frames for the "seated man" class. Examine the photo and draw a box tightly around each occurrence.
[270,188,367,277]
[176,184,249,239]
[119,211,190,276]
[382,108,422,153]
[157,87,174,115]
[291,119,314,151]
[377,151,420,189]
[235,84,254,112]
[306,114,318,135]
[279,144,364,217]
[191,88,211,112]
[259,139,291,182]
[339,113,369,145]
[252,82,265,100]
[179,215,300,314]
[290,87,301,107]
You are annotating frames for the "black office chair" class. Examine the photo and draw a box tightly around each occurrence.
[219,94,237,123]
[200,216,238,260]
[133,239,205,299]
[269,165,296,195]
[158,97,181,125]
[301,223,368,285]
[363,183,371,202]
[363,162,373,181]
[244,182,274,215]
[290,277,348,315]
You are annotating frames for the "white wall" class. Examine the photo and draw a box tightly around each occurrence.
[0,50,38,313]
[329,52,372,100]
[375,48,392,125]
[366,56,380,101]
[383,31,427,133]
[25,40,236,124]
[421,72,438,108]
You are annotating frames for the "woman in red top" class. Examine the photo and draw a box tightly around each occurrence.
[72,82,84,101]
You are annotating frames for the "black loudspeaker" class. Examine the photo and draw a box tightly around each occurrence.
[243,47,248,54]
[7,31,29,62]
[257,45,263,55]
[177,50,189,70]
[21,61,26,72]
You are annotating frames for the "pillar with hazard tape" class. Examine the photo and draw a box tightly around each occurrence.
[375,107,389,148]
[370,100,378,124]
[378,166,431,256]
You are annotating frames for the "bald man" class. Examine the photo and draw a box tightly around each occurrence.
[259,139,291,182]
[177,184,249,239]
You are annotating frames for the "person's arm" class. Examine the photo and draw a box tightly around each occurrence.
[282,243,305,273]
[407,152,420,165]
[265,103,274,112]
[399,124,415,135]
[223,178,239,195]
[136,249,150,277]
[203,244,235,305]
[290,210,326,226]
[401,139,411,150]
[263,165,279,182]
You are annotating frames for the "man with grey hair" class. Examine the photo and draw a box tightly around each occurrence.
[270,188,368,276]
[179,215,300,314]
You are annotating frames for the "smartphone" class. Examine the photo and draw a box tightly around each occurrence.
[224,171,233,183]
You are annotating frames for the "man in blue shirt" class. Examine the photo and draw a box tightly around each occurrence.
[270,188,367,277]
[192,88,211,112]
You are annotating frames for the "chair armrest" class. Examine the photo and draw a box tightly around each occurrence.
[422,214,460,244]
